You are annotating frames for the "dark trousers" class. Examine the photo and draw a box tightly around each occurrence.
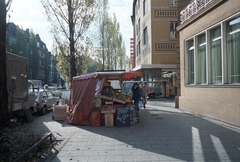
[134,100,139,111]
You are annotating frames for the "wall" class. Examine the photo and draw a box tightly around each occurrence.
[178,0,240,126]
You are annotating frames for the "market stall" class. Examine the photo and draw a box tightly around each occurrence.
[66,71,142,127]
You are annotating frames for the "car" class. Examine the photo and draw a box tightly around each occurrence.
[32,90,62,115]
[122,81,162,99]
[147,82,162,98]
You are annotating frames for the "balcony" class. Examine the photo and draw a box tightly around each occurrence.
[180,0,216,24]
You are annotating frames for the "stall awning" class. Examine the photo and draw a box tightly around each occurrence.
[73,73,99,81]
[122,71,142,80]
[73,71,142,81]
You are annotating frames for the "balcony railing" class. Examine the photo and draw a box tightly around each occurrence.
[180,0,215,24]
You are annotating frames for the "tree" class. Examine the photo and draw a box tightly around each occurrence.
[55,44,71,88]
[0,0,12,127]
[96,0,109,71]
[94,1,128,71]
[40,0,97,87]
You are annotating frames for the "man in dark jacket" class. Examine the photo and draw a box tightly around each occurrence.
[132,83,141,110]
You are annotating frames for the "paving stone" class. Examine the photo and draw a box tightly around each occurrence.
[22,98,240,162]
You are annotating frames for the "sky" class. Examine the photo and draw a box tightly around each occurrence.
[9,0,133,56]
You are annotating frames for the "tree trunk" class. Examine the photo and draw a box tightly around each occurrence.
[68,0,77,83]
[0,0,9,127]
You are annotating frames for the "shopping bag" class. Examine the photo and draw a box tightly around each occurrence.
[138,101,144,109]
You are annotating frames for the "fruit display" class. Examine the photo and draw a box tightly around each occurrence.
[100,85,132,104]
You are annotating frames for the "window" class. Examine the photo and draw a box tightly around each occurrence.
[135,5,138,15]
[42,71,45,79]
[210,26,222,84]
[170,21,178,39]
[38,50,41,57]
[137,43,139,56]
[30,69,33,78]
[136,24,138,35]
[169,0,177,7]
[226,17,240,84]
[143,27,148,45]
[187,40,195,84]
[185,15,240,86]
[197,34,206,84]
[143,0,147,16]
[137,41,141,56]
[138,19,140,35]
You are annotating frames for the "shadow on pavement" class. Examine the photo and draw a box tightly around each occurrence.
[22,97,240,162]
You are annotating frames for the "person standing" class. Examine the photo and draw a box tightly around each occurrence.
[141,82,150,109]
[132,83,141,110]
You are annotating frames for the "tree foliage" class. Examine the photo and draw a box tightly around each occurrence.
[41,0,130,88]
[54,44,71,88]
[94,0,129,71]
[40,0,97,87]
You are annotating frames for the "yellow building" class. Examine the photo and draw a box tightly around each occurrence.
[131,0,189,97]
[177,0,240,126]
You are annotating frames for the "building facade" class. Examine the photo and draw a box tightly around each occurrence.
[131,0,189,97]
[6,23,58,85]
[177,0,240,126]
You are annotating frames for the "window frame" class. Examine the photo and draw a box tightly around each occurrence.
[184,13,240,87]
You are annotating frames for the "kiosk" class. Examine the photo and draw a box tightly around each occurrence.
[66,71,142,126]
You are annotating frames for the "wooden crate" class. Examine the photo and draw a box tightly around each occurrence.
[105,101,113,105]
[104,113,114,127]
[101,107,116,113]
[53,105,66,121]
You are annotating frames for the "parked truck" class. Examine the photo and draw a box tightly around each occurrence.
[6,52,35,121]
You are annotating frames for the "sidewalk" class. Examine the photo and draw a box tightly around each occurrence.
[25,98,240,162]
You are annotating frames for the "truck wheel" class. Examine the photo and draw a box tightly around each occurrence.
[41,106,47,115]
